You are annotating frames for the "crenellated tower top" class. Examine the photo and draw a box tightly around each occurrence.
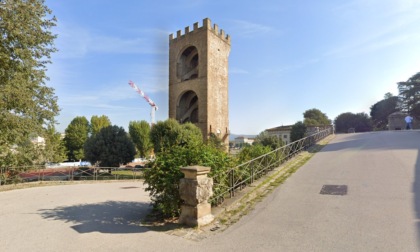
[169,18,231,44]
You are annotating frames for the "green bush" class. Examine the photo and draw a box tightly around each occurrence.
[144,117,234,217]
[144,144,233,217]
[144,146,187,217]
[233,144,273,183]
[150,119,202,153]
[236,144,271,164]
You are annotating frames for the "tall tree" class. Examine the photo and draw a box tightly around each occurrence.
[63,116,89,161]
[303,108,331,127]
[129,120,152,158]
[0,0,58,166]
[290,121,307,142]
[84,126,135,167]
[384,92,393,99]
[43,125,66,163]
[370,94,399,130]
[334,112,355,133]
[398,72,420,117]
[334,112,373,133]
[90,115,111,136]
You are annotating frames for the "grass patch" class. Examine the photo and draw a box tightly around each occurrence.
[112,170,144,176]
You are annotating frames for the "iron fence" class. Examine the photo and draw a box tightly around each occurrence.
[2,127,332,205]
[210,127,333,205]
[0,166,146,185]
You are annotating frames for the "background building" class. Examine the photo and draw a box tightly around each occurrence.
[265,125,292,144]
[234,136,255,146]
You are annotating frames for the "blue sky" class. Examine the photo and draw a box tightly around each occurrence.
[46,0,420,135]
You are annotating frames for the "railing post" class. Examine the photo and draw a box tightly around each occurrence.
[251,166,254,184]
[179,166,214,227]
[230,169,235,197]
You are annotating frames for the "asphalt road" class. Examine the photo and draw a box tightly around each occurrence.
[1,131,420,251]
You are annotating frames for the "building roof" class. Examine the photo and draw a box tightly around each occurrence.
[265,125,293,132]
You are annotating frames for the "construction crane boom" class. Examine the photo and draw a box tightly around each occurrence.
[128,80,158,125]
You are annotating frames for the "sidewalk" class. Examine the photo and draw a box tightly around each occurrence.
[1,131,419,251]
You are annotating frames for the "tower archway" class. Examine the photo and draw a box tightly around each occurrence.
[177,46,199,81]
[177,90,198,123]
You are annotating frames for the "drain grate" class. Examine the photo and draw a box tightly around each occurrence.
[320,185,347,195]
[120,186,139,189]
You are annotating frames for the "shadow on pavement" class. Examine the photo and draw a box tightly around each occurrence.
[39,201,152,234]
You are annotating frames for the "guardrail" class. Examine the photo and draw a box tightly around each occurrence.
[1,128,333,205]
[0,166,146,185]
[210,127,333,205]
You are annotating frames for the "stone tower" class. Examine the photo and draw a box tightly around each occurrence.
[169,18,231,146]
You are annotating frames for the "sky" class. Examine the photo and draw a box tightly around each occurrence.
[45,0,420,135]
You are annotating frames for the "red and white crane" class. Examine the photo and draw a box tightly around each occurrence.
[128,80,158,125]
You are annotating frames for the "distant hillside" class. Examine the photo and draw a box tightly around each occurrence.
[229,134,257,141]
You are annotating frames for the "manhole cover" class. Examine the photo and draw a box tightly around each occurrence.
[120,186,139,189]
[320,185,347,195]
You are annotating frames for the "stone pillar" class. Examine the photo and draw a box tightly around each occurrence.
[179,166,214,227]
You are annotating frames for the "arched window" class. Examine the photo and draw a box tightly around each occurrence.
[177,91,198,123]
[177,46,199,81]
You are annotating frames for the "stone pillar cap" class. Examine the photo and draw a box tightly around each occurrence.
[181,166,211,179]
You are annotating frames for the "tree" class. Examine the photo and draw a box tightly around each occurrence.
[129,120,152,158]
[334,112,354,133]
[353,113,373,132]
[13,137,42,165]
[90,115,111,136]
[0,0,58,166]
[384,92,393,99]
[370,94,399,130]
[398,72,420,117]
[150,119,181,153]
[43,125,66,163]
[63,116,89,161]
[303,108,331,127]
[334,112,373,133]
[150,119,202,153]
[178,122,203,148]
[253,131,283,150]
[84,125,135,167]
[290,121,307,142]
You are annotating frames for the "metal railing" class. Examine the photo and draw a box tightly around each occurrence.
[1,128,332,204]
[210,127,333,205]
[0,166,146,185]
